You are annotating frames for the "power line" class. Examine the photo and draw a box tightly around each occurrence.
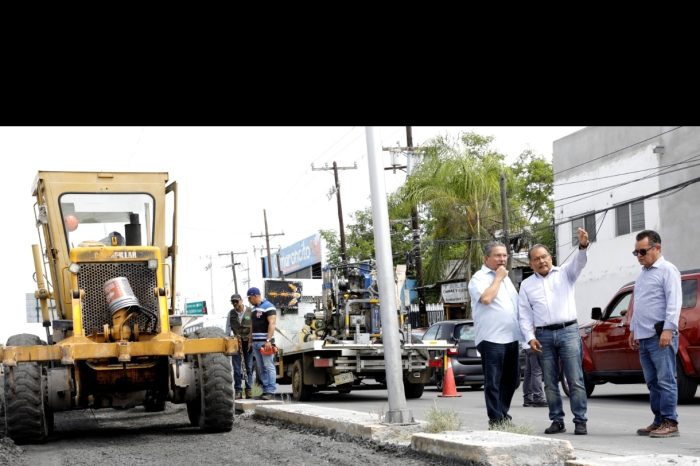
[552,153,700,186]
[309,127,358,166]
[553,127,682,176]
[554,152,700,208]
[554,173,700,227]
[312,161,357,262]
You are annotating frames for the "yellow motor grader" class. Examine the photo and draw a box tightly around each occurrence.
[0,171,237,444]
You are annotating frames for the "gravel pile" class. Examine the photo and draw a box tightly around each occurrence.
[0,436,23,464]
[13,404,473,466]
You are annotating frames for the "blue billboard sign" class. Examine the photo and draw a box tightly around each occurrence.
[264,233,322,277]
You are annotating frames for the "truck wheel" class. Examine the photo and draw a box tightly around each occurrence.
[404,380,424,399]
[560,370,594,397]
[292,360,313,402]
[677,358,698,404]
[186,327,234,431]
[4,334,52,444]
[336,383,352,395]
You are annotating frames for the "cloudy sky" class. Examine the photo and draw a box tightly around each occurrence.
[0,126,582,341]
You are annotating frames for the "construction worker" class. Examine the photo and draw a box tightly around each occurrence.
[248,287,277,400]
[225,293,253,399]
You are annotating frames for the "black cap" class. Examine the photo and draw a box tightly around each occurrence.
[230,293,242,302]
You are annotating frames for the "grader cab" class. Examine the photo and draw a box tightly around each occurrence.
[0,171,237,444]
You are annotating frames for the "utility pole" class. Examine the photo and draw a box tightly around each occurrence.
[251,209,284,278]
[218,251,247,294]
[203,255,215,314]
[406,127,426,327]
[499,172,512,271]
[241,256,251,289]
[276,252,285,280]
[382,128,427,327]
[312,161,357,263]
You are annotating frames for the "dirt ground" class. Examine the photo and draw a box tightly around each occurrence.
[1,403,470,466]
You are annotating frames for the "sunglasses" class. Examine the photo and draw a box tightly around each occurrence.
[632,246,655,257]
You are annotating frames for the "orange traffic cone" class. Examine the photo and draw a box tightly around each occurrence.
[438,353,461,397]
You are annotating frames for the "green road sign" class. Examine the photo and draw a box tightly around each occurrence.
[186,300,207,315]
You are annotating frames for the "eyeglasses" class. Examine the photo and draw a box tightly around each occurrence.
[632,246,654,257]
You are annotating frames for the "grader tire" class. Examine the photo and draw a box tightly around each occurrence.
[144,389,167,412]
[4,334,52,444]
[186,327,234,432]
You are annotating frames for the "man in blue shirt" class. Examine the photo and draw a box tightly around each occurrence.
[468,241,522,430]
[247,286,277,400]
[629,230,682,438]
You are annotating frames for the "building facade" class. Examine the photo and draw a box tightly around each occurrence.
[553,126,700,322]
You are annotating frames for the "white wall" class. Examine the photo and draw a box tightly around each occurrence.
[554,141,661,323]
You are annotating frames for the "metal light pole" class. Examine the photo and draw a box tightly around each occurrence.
[366,127,412,424]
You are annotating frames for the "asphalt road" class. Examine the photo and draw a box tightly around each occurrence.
[275,381,700,460]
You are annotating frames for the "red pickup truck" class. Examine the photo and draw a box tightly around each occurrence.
[574,269,700,403]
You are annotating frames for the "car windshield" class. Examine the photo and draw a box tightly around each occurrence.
[457,323,476,341]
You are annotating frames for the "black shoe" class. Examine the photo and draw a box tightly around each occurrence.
[532,400,548,407]
[574,422,587,435]
[260,393,274,401]
[545,420,566,434]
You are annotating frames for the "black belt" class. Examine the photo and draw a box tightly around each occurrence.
[536,319,577,331]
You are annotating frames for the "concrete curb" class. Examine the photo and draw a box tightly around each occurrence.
[412,430,574,465]
[249,402,700,466]
[234,398,282,413]
[253,403,426,443]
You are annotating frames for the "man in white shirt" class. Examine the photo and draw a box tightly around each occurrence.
[518,227,589,436]
[468,241,522,430]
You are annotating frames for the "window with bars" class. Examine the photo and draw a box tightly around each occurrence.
[571,213,597,247]
[615,200,645,236]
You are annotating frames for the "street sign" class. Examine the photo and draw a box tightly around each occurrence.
[186,300,207,315]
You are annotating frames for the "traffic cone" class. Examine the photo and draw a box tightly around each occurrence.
[438,353,461,397]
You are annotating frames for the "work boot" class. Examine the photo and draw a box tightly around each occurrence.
[636,423,661,436]
[260,393,273,401]
[574,422,587,435]
[235,391,242,400]
[649,420,679,438]
[544,420,566,434]
[245,388,252,399]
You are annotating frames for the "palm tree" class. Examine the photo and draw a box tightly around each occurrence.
[396,132,511,285]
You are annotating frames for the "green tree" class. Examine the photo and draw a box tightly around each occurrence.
[511,150,555,254]
[396,132,515,284]
[320,202,413,266]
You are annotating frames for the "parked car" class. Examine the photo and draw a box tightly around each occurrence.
[572,269,700,403]
[421,319,483,390]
